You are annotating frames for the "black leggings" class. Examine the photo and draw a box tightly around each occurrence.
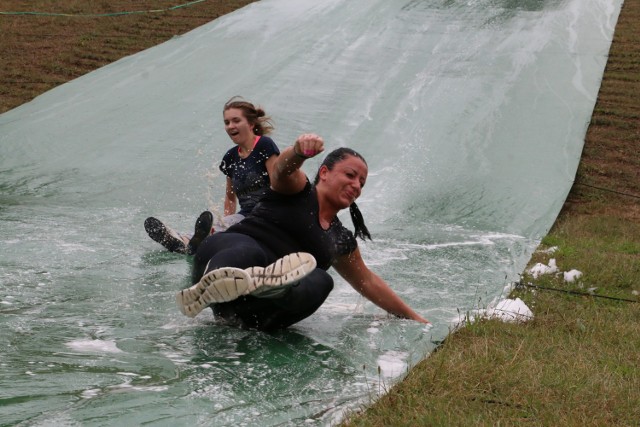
[192,232,334,331]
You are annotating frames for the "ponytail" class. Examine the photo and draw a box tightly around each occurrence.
[349,202,371,241]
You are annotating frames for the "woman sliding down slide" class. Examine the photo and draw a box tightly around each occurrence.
[177,134,429,331]
[144,96,280,254]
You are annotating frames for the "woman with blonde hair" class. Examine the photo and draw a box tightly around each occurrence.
[145,97,280,254]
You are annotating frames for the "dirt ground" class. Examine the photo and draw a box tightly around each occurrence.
[0,0,256,114]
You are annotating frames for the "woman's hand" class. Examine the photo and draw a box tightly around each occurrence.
[294,133,324,159]
[271,133,324,194]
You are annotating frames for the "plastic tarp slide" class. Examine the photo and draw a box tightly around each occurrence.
[0,0,622,425]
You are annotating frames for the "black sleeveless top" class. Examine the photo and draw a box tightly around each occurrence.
[226,182,357,270]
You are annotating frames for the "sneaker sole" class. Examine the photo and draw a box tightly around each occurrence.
[187,211,214,255]
[245,252,317,298]
[144,217,187,254]
[176,267,251,317]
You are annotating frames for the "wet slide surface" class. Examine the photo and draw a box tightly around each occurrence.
[0,0,621,424]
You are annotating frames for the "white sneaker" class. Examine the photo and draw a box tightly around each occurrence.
[176,253,317,317]
[245,252,317,298]
[176,267,252,317]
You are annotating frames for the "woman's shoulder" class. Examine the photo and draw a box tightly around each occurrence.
[222,146,239,160]
[219,147,241,174]
[256,135,280,154]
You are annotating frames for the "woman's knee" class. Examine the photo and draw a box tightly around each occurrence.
[196,233,269,272]
[282,269,334,308]
[308,268,334,297]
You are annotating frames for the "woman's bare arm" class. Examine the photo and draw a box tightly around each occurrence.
[223,177,236,216]
[270,134,324,194]
[333,248,429,323]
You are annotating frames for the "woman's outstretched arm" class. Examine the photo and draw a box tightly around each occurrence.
[270,133,324,194]
[333,248,429,323]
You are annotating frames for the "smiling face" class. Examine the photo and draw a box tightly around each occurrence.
[318,155,368,210]
[223,107,255,145]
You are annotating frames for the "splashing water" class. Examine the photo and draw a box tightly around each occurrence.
[0,0,621,424]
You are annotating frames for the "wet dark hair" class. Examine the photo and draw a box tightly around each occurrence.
[314,147,371,241]
[223,96,274,136]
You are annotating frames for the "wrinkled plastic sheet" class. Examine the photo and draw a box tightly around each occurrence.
[0,0,621,424]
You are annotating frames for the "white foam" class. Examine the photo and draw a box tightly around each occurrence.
[66,339,122,353]
[564,269,582,282]
[107,383,169,393]
[81,389,101,399]
[376,351,408,379]
[529,258,558,278]
[487,298,533,322]
[117,372,140,377]
[454,297,534,325]
[396,232,525,251]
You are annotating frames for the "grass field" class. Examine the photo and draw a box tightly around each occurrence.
[2,0,638,425]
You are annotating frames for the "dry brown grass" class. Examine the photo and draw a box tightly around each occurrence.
[0,0,256,113]
[567,0,640,218]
